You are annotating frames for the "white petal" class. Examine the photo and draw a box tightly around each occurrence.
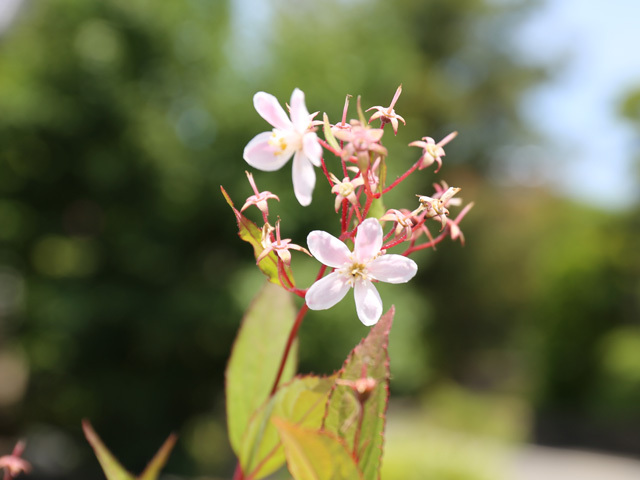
[243,132,292,171]
[305,272,351,310]
[353,218,383,263]
[354,279,382,326]
[291,151,315,206]
[307,231,351,268]
[302,131,322,167]
[368,255,418,284]
[290,88,310,132]
[253,92,293,131]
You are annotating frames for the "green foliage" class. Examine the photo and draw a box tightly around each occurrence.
[226,282,298,455]
[226,304,395,479]
[221,186,294,287]
[274,418,363,480]
[83,420,176,480]
[323,308,394,480]
[239,374,335,479]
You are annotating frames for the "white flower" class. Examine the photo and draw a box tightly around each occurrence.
[243,89,322,206]
[305,218,418,326]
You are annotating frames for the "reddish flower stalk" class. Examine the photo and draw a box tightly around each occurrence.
[381,158,421,195]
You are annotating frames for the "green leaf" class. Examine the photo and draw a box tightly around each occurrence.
[83,420,176,480]
[366,197,386,220]
[220,185,294,287]
[226,281,298,456]
[273,418,363,480]
[138,434,178,480]
[240,374,336,480]
[323,307,394,480]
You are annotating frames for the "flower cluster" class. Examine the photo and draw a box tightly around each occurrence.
[236,86,472,326]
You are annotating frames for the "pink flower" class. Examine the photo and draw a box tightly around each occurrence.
[243,89,322,206]
[240,171,279,215]
[417,186,461,230]
[380,208,415,240]
[305,218,417,326]
[366,85,406,135]
[333,121,387,170]
[257,221,310,266]
[0,441,30,479]
[409,131,457,173]
[329,173,364,212]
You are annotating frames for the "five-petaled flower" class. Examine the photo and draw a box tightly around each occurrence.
[305,218,418,326]
[416,186,461,230]
[330,173,364,212]
[243,89,322,206]
[366,84,406,135]
[409,131,457,173]
[257,220,310,266]
[333,121,387,171]
[241,171,279,215]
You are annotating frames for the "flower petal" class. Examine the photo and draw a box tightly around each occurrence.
[291,151,315,206]
[354,279,382,326]
[307,230,351,268]
[368,255,418,283]
[302,131,322,167]
[353,218,383,263]
[253,92,293,131]
[290,88,311,132]
[243,132,293,171]
[305,271,351,310]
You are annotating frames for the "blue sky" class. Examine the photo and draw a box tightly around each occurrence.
[515,0,640,209]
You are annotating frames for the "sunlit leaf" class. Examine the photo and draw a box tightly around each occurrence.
[221,186,294,287]
[82,420,176,480]
[273,418,363,480]
[323,307,394,480]
[226,281,298,457]
[240,374,336,480]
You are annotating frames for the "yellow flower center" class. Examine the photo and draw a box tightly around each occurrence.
[268,131,288,155]
[338,182,354,197]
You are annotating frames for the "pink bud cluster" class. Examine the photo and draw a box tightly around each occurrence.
[236,86,473,325]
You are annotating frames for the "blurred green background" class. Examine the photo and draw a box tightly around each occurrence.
[0,0,639,478]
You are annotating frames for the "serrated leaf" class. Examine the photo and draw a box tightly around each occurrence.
[240,374,336,480]
[83,420,176,480]
[273,418,363,480]
[323,307,394,480]
[226,281,298,457]
[221,186,294,287]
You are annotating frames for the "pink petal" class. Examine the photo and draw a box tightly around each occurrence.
[353,218,383,263]
[243,132,292,171]
[290,88,311,132]
[302,131,322,167]
[305,272,351,310]
[307,231,351,268]
[368,255,418,284]
[253,92,293,131]
[291,151,316,206]
[354,279,382,326]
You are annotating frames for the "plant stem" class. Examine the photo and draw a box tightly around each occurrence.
[269,303,309,396]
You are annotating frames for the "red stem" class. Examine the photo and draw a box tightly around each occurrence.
[381,159,421,195]
[269,303,309,396]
